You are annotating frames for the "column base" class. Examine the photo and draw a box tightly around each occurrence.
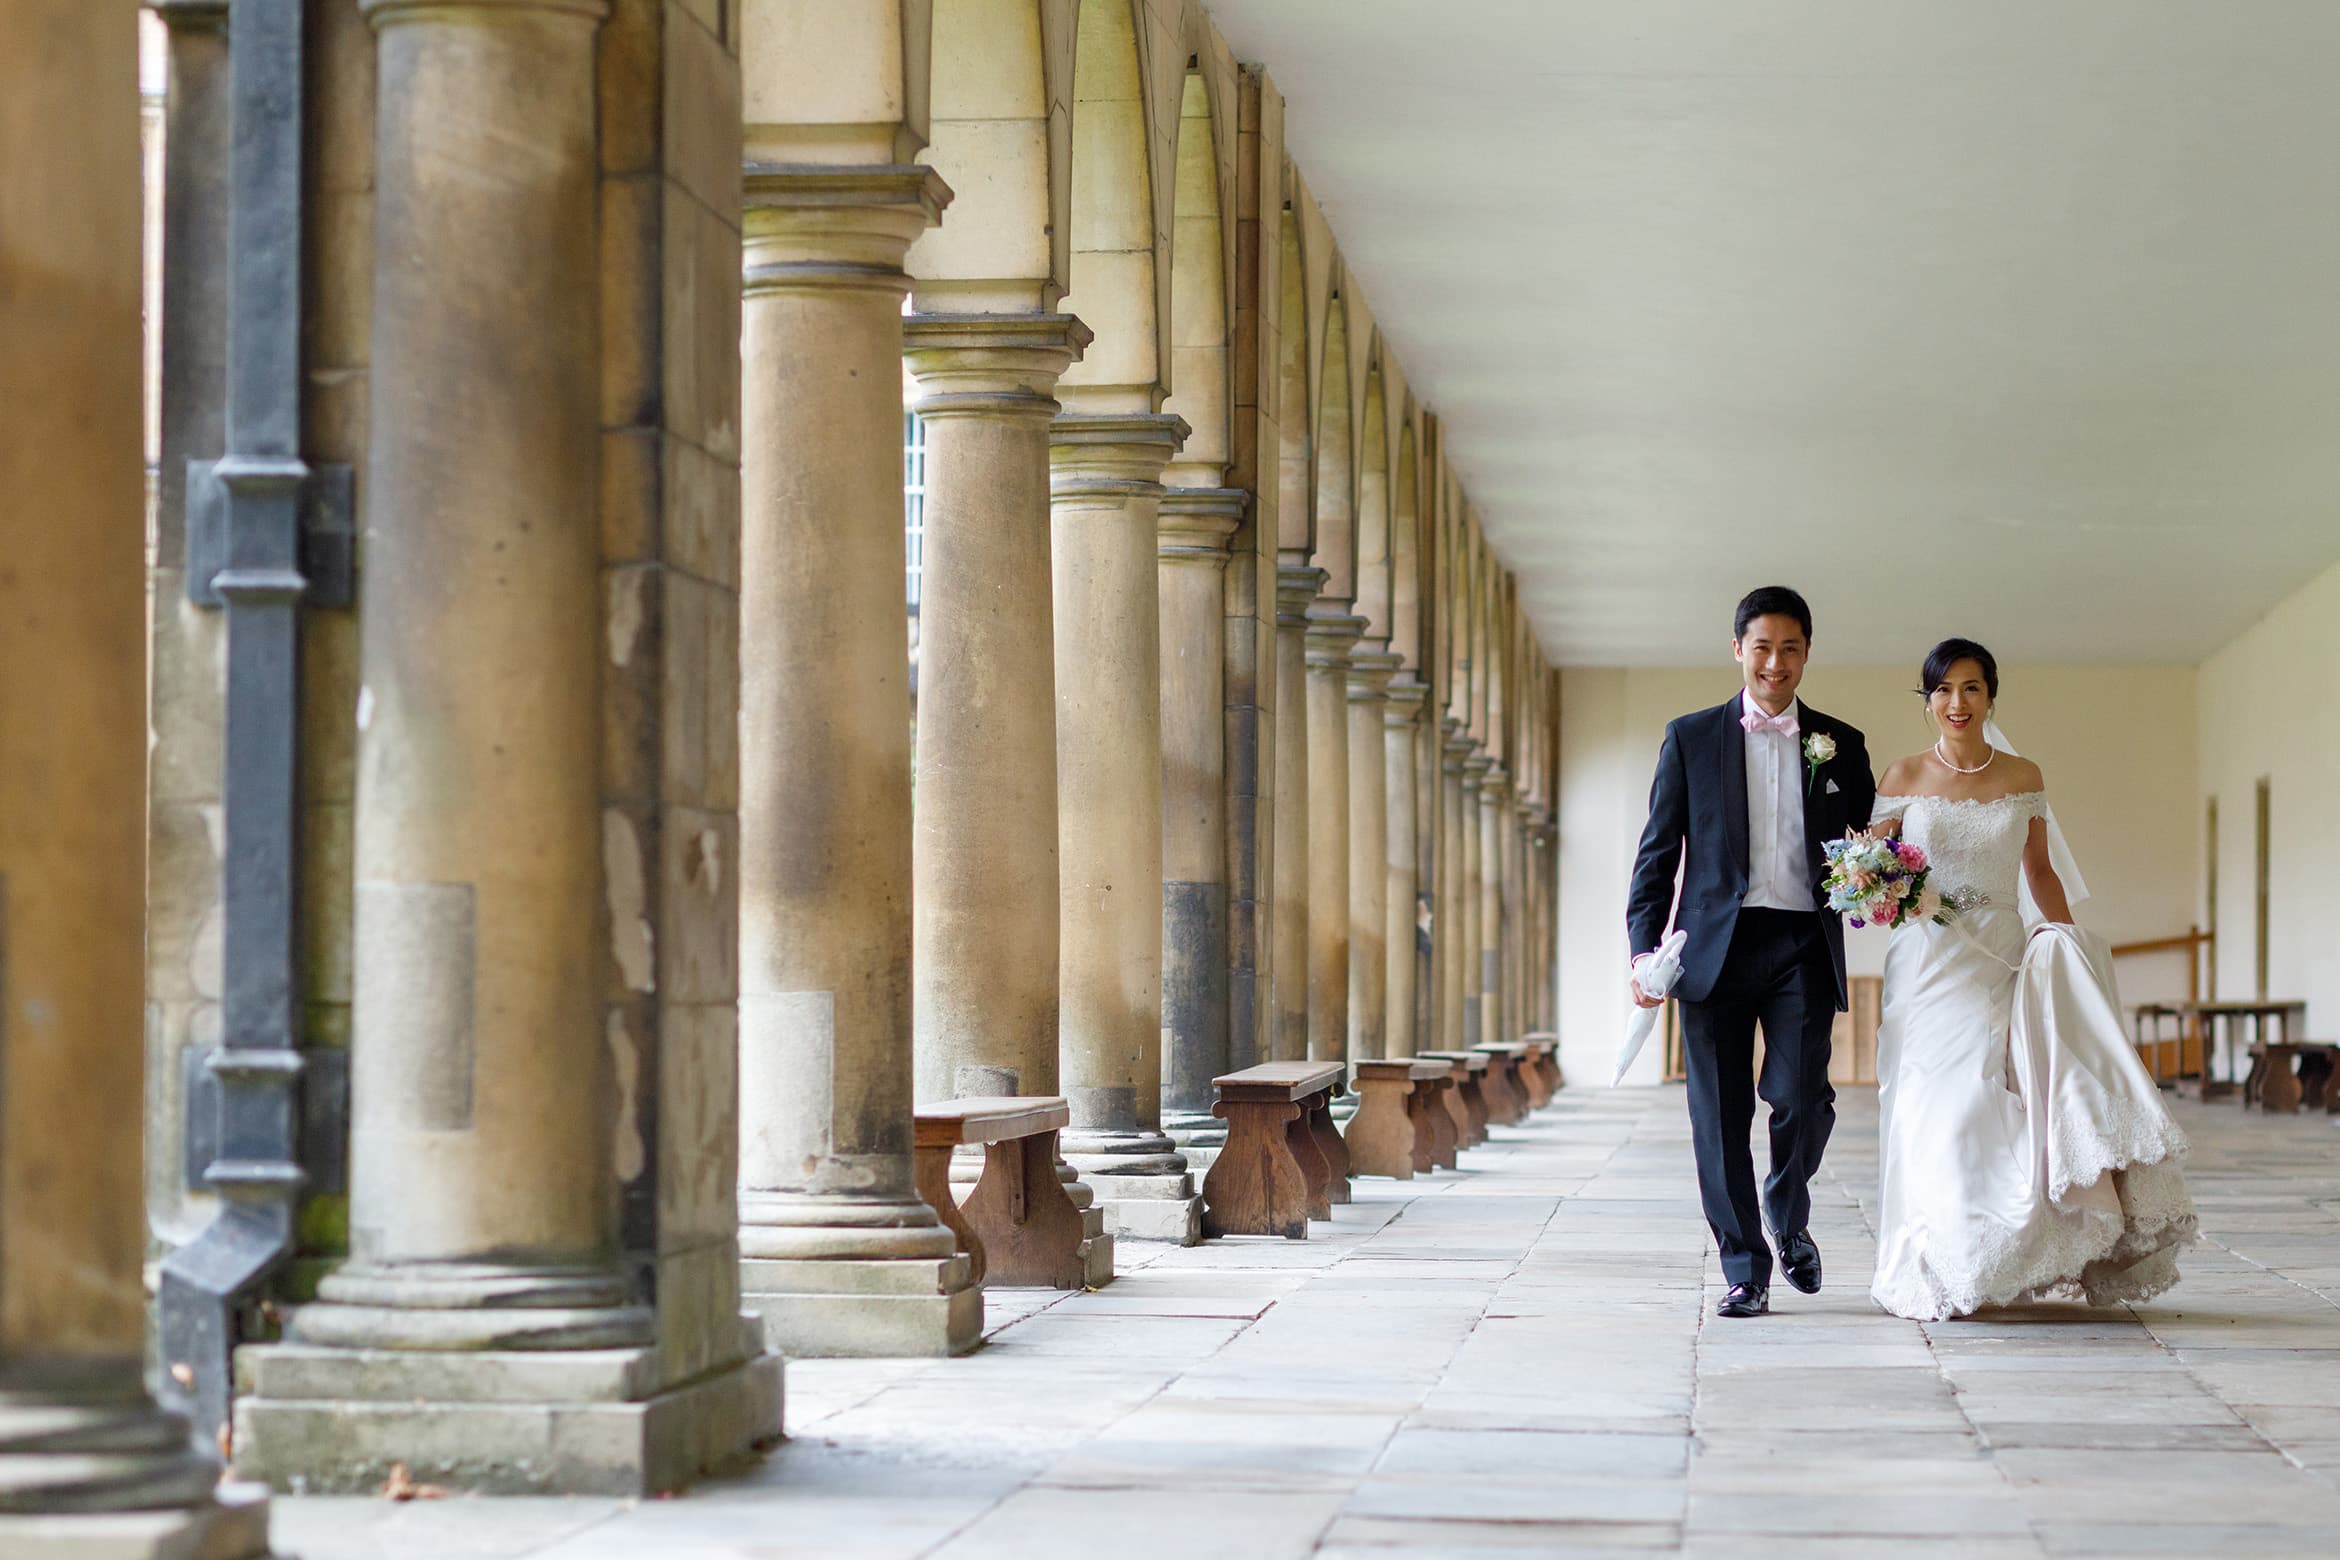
[1086,1179,1205,1245]
[740,1255,982,1357]
[0,1485,272,1560]
[1057,1174,1121,1284]
[1062,1130,1202,1245]
[1164,1109,1226,1150]
[231,1339,782,1496]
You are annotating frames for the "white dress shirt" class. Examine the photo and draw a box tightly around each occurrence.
[1741,689,1814,913]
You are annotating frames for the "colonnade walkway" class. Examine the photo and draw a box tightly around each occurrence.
[273,1089,2340,1558]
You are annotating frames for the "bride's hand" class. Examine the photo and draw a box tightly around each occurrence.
[1870,816,1902,840]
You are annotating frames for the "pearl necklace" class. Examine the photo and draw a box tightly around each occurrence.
[1935,739,1994,775]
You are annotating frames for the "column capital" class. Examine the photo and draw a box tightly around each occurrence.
[1383,674,1430,724]
[905,312,1091,418]
[362,0,608,25]
[1048,412,1189,502]
[1303,605,1369,669]
[150,0,230,27]
[1157,486,1246,562]
[1275,563,1327,625]
[1346,646,1403,701]
[1481,763,1514,800]
[743,164,952,281]
[1462,751,1495,792]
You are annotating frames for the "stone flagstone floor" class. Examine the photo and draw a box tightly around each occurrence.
[272,1086,2340,1558]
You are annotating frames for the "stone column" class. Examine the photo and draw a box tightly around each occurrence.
[906,313,1086,1102]
[288,0,650,1357]
[1051,414,1204,1245]
[1269,566,1324,1062]
[1383,679,1428,1059]
[1460,751,1492,1048]
[1439,724,1472,1051]
[1160,488,1247,1145]
[1480,768,1510,1047]
[1345,647,1402,1068]
[1414,711,1440,1051]
[0,0,266,1540]
[1502,788,1526,1051]
[734,165,976,1357]
[1305,607,1368,1070]
[903,313,1114,1288]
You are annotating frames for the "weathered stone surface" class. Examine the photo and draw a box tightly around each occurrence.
[0,1484,271,1560]
[235,1347,782,1497]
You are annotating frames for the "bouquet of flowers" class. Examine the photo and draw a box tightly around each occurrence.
[1822,830,1953,930]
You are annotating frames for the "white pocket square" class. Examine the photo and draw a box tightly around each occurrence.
[1825,779,1842,795]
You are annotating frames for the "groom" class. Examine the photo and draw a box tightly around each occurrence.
[1628,586,1874,1318]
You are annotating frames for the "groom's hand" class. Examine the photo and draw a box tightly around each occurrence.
[1629,958,1664,1010]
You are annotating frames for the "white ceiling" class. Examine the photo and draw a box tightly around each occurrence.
[1205,0,2340,665]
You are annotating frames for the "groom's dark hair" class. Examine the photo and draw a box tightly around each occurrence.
[1733,586,1813,644]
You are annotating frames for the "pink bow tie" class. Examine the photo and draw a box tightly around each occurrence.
[1741,707,1799,736]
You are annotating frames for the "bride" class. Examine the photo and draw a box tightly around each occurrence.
[1866,638,2195,1321]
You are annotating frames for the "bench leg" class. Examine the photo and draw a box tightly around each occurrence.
[1438,1078,1471,1155]
[1343,1076,1416,1180]
[960,1129,1090,1288]
[1202,1099,1310,1239]
[2301,1050,2337,1111]
[1459,1078,1490,1144]
[915,1141,985,1287]
[1427,1080,1459,1169]
[2260,1047,2304,1114]
[1285,1100,1333,1221]
[1308,1088,1350,1205]
[1518,1051,1552,1109]
[1405,1087,1436,1175]
[1490,1060,1525,1124]
[1476,1061,1510,1125]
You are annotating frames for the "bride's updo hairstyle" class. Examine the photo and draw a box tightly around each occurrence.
[1918,638,2000,701]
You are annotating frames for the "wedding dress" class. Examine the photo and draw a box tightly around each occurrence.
[1869,790,2195,1321]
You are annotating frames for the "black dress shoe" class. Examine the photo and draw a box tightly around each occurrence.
[1776,1229,1822,1295]
[1716,1282,1769,1318]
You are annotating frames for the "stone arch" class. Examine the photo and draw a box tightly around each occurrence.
[1312,285,1354,602]
[911,0,1074,307]
[1353,359,1390,640]
[1058,0,1163,404]
[1162,64,1229,482]
[1391,420,1421,671]
[1275,205,1310,553]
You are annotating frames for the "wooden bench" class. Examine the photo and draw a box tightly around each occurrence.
[1417,1050,1490,1148]
[1521,1031,1564,1097]
[915,1096,1084,1289]
[1473,1042,1531,1126]
[1201,1062,1347,1238]
[2248,1041,2340,1114]
[1344,1057,1455,1179]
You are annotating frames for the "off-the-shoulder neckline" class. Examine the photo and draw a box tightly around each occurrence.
[1877,790,2045,807]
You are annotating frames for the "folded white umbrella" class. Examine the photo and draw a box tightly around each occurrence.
[1616,928,1688,1085]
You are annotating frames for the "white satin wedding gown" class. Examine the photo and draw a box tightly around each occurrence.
[1869,791,2196,1321]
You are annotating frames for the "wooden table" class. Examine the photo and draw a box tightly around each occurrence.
[2178,1000,2308,1100]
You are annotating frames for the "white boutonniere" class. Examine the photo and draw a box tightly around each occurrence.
[1803,731,1836,794]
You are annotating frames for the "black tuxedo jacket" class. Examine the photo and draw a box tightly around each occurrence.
[1627,696,1876,1008]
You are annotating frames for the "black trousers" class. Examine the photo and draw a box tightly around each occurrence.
[1679,907,1838,1287]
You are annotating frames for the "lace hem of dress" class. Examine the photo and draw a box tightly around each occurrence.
[1869,1098,2198,1322]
